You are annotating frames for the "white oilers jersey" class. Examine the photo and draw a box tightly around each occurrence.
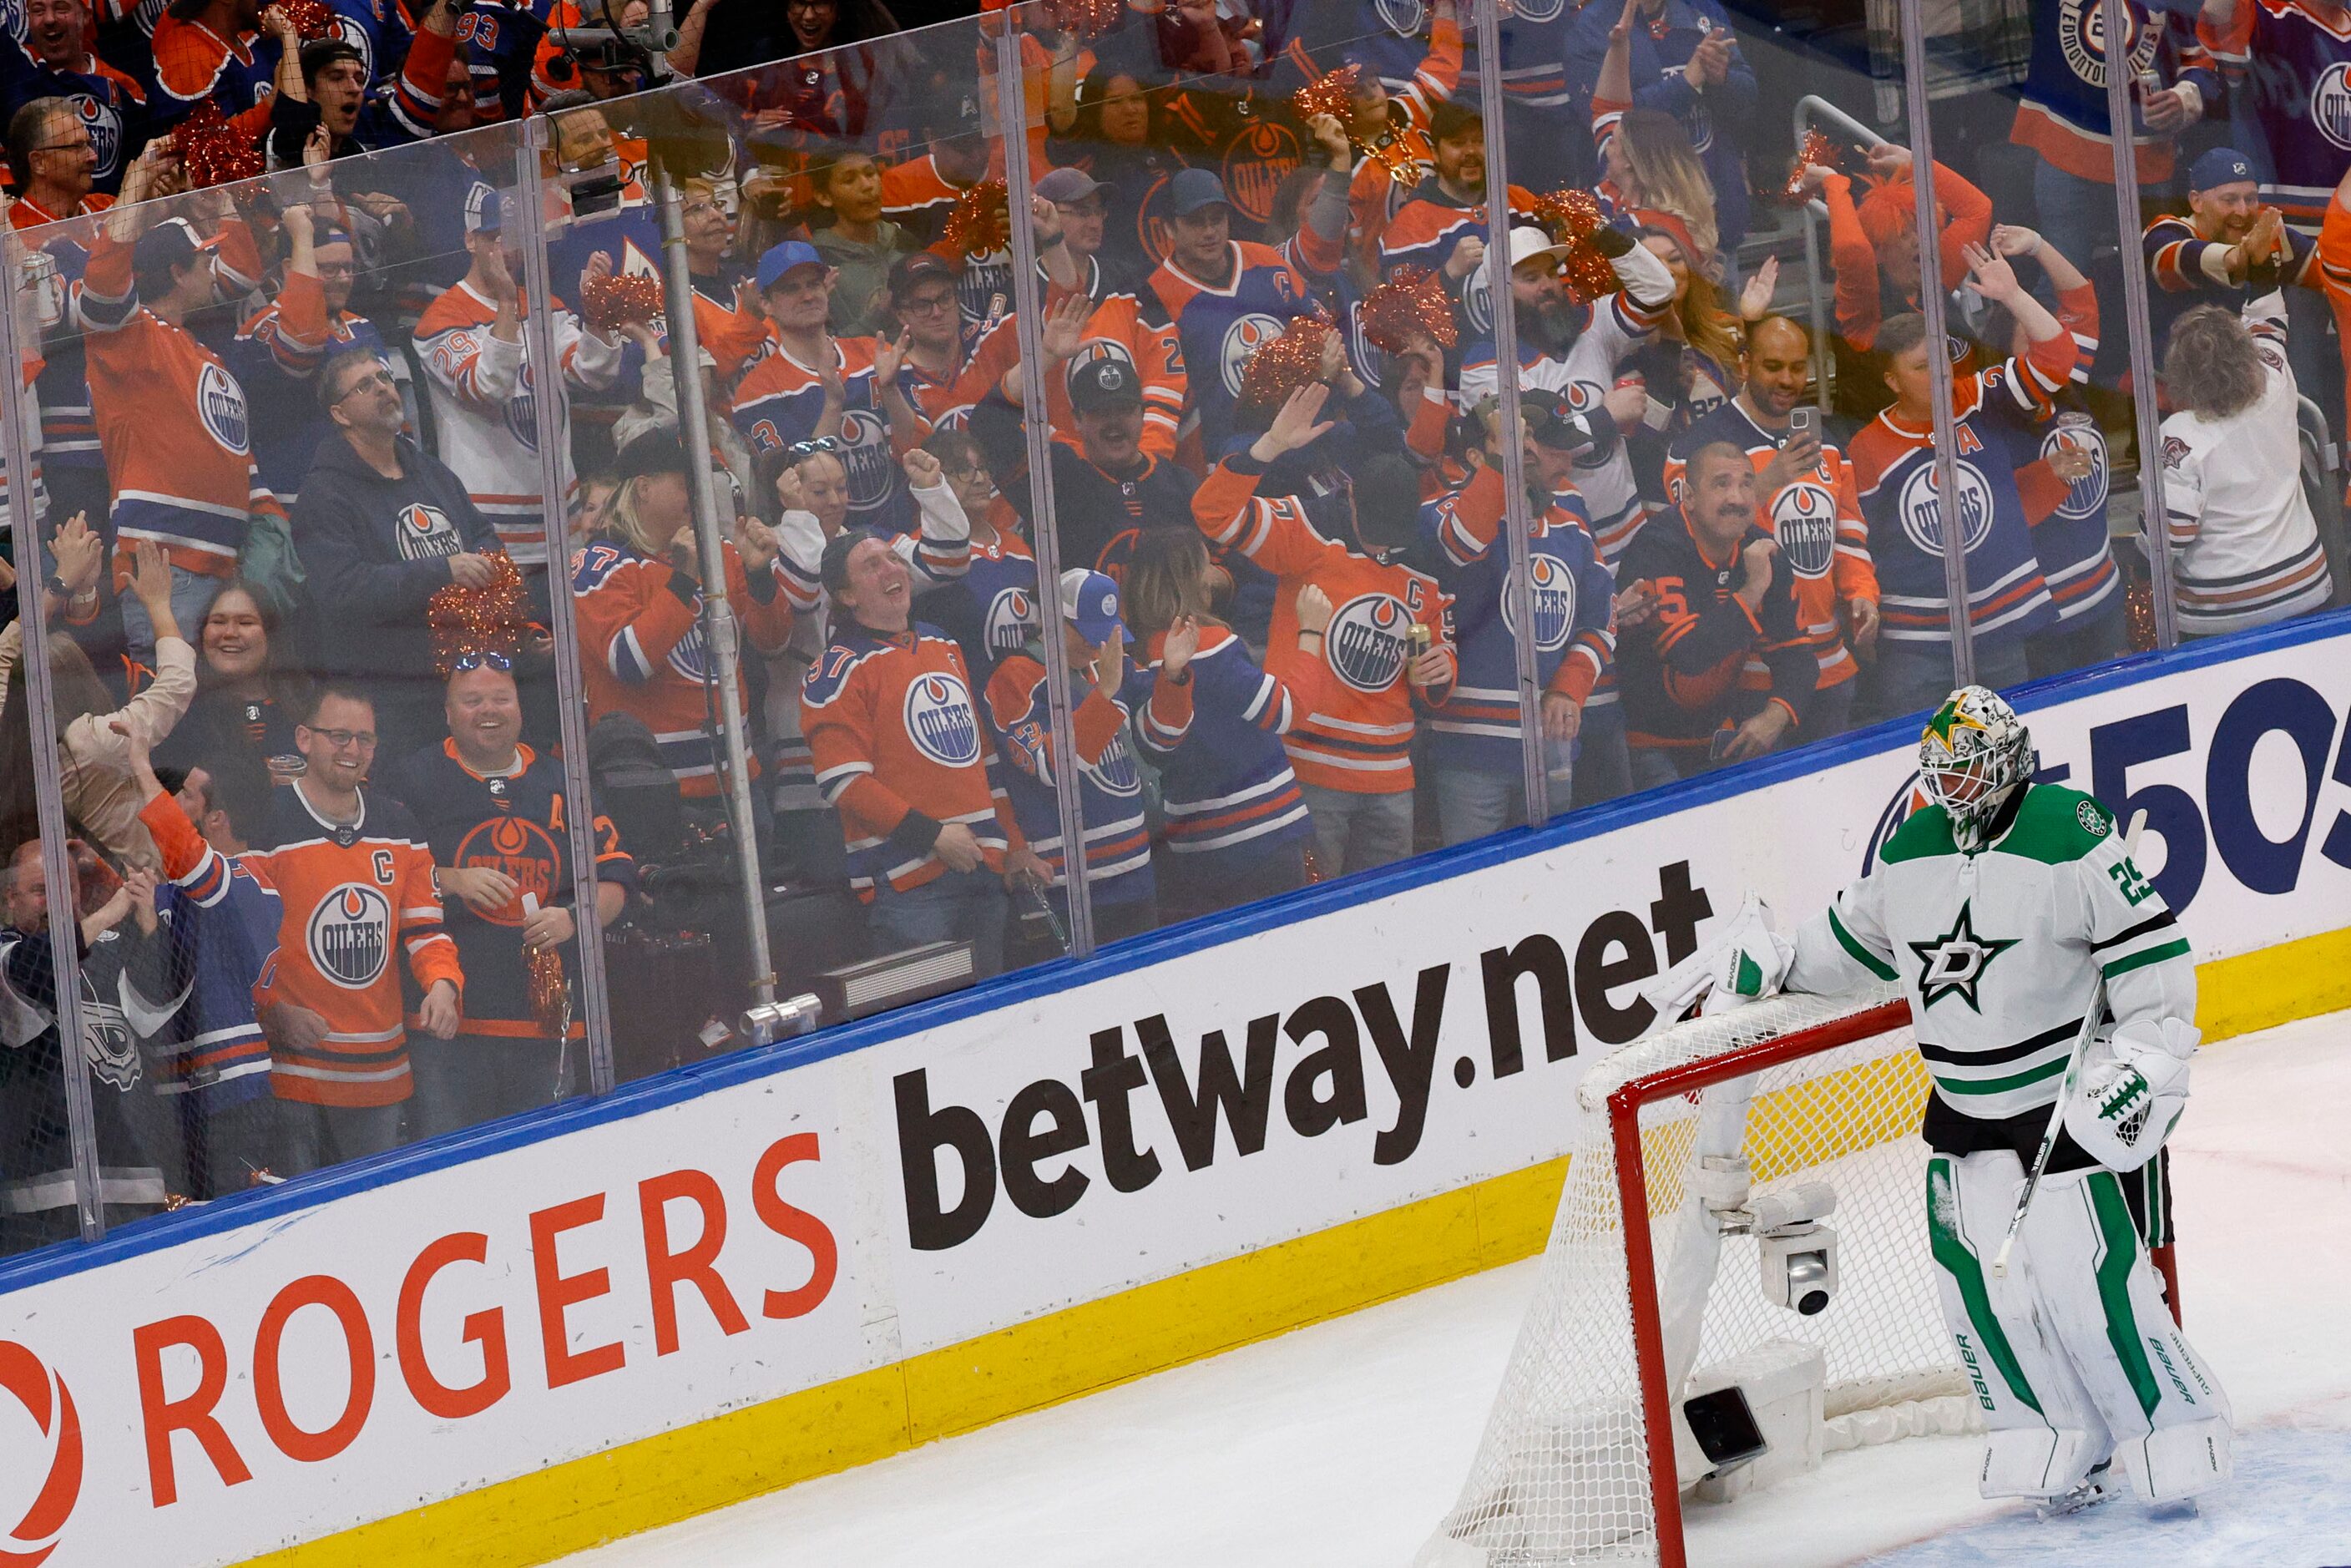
[1786,783,2196,1122]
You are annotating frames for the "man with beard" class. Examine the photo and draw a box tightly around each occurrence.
[2142,148,2323,400]
[1377,101,1534,349]
[1666,313,1877,740]
[384,657,633,1137]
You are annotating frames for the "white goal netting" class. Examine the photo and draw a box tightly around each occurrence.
[1418,982,1969,1567]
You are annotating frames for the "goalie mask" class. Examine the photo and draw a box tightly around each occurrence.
[1919,686,2030,848]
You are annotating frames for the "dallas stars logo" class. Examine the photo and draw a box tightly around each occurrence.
[1907,900,2015,1012]
[1921,696,1984,756]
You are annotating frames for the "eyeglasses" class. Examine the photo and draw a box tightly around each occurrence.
[946,465,992,486]
[333,367,397,402]
[786,437,842,462]
[305,727,377,750]
[899,291,958,315]
[31,139,92,154]
[453,650,514,673]
[315,261,358,279]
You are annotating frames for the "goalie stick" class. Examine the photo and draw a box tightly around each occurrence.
[1989,808,2146,1279]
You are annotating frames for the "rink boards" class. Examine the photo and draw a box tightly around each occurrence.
[3,615,2351,1568]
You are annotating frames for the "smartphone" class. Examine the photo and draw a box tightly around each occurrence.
[1786,405,1818,444]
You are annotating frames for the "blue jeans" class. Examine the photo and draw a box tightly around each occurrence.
[1295,782,1415,879]
[1570,702,1631,812]
[118,563,223,661]
[1867,638,2032,724]
[868,866,1009,979]
[2031,160,2123,274]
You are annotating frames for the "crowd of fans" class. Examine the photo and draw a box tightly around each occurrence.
[0,0,2346,1247]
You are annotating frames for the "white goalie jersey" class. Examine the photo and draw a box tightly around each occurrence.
[1784,782,2197,1125]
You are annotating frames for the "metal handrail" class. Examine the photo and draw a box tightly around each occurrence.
[1792,95,1893,407]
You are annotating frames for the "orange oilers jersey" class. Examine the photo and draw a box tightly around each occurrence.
[801,624,1024,899]
[1664,401,1878,691]
[250,784,461,1108]
[880,152,1004,244]
[415,278,621,565]
[149,13,276,136]
[569,536,794,797]
[1193,457,1453,795]
[79,230,284,578]
[958,255,1186,461]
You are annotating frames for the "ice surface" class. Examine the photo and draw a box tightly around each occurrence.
[558,1010,2351,1568]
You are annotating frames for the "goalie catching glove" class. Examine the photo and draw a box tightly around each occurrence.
[2063,1016,2197,1171]
[1641,893,1793,1024]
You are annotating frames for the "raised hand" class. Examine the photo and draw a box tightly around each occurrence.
[1160,614,1201,676]
[1959,241,2021,305]
[1251,382,1335,461]
[1296,583,1335,635]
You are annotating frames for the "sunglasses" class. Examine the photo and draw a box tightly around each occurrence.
[786,437,843,462]
[453,650,515,673]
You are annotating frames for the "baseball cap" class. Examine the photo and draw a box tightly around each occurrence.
[1068,357,1144,415]
[1167,168,1231,218]
[613,430,692,485]
[755,240,827,291]
[301,38,365,80]
[2188,146,2256,194]
[1519,388,1586,451]
[887,250,956,298]
[463,182,504,235]
[1059,569,1125,647]
[1035,167,1109,205]
[133,216,213,278]
[1506,225,1570,270]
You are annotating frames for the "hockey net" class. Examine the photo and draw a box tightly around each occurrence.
[1418,982,1974,1568]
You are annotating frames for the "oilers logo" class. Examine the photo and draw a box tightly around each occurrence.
[1221,313,1289,397]
[452,817,559,926]
[196,362,250,456]
[2042,421,2109,521]
[958,250,1013,337]
[840,406,895,513]
[985,584,1039,660]
[1770,479,1839,578]
[1373,0,1424,34]
[1084,733,1145,798]
[1344,300,1383,392]
[2055,0,2155,88]
[307,884,393,989]
[2315,62,2351,151]
[395,503,463,560]
[75,967,140,1091]
[1222,121,1303,226]
[72,94,123,181]
[1896,460,1994,557]
[505,360,540,453]
[1514,0,1564,20]
[1462,259,1493,337]
[1326,593,1413,692]
[335,13,377,81]
[904,673,982,766]
[666,620,713,681]
[1499,553,1577,653]
[1064,340,1136,394]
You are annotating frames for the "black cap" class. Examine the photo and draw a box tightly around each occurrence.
[614,429,692,485]
[133,217,206,283]
[301,38,365,81]
[887,250,956,298]
[1069,357,1144,415]
[819,526,887,592]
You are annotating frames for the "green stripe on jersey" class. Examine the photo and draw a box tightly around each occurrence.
[1828,905,1898,980]
[1933,1053,2070,1096]
[2102,938,2192,979]
[1990,786,2116,866]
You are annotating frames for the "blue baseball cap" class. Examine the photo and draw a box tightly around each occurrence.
[2188,147,2256,195]
[1059,569,1125,647]
[463,181,503,235]
[756,240,827,291]
[1167,168,1231,218]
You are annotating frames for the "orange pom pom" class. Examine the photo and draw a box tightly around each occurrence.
[1781,129,1840,205]
[1291,63,1358,126]
[174,102,264,190]
[277,0,336,40]
[1358,266,1456,355]
[583,272,665,333]
[1530,187,1621,306]
[1238,311,1335,410]
[942,179,1009,260]
[427,552,532,676]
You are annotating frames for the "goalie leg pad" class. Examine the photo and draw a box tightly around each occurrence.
[1927,1152,2115,1499]
[2021,1169,2234,1501]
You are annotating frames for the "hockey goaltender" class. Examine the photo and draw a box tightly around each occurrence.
[1716,684,2232,1515]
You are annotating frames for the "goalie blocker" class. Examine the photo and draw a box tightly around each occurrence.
[1720,685,2231,1505]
